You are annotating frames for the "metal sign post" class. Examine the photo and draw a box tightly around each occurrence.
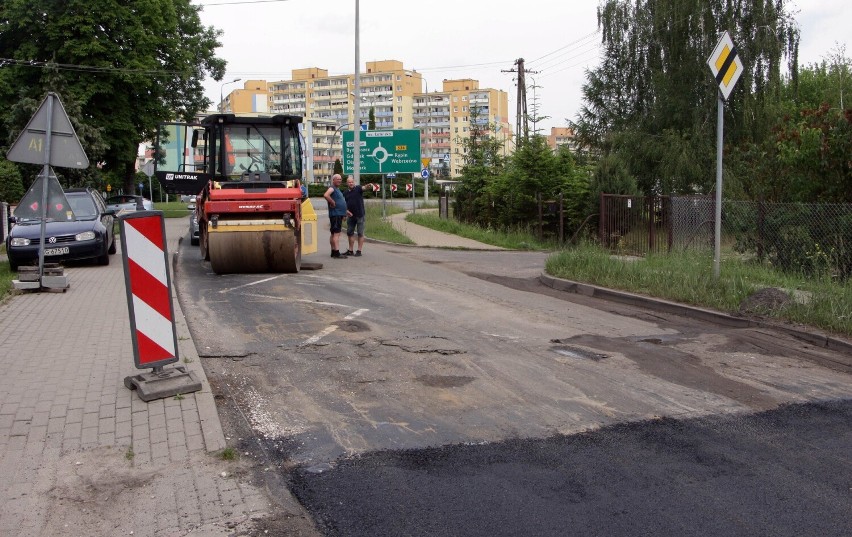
[7,92,89,291]
[707,31,743,279]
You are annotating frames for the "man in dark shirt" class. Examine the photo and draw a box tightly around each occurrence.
[343,177,368,257]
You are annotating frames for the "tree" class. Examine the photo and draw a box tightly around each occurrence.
[0,0,225,193]
[368,107,376,130]
[453,110,507,226]
[0,158,24,202]
[729,50,852,203]
[572,0,799,195]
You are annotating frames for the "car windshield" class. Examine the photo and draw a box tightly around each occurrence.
[67,194,98,218]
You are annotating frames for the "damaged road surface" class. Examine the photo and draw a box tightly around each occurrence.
[175,244,852,536]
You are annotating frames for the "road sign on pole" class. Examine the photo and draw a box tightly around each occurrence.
[708,31,743,101]
[7,93,89,169]
[421,169,430,179]
[343,130,421,174]
[707,30,743,279]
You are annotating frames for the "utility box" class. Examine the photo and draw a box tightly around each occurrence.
[301,199,318,256]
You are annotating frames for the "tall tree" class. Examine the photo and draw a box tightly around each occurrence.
[0,0,225,192]
[572,0,799,195]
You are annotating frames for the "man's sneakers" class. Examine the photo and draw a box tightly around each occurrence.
[335,249,361,258]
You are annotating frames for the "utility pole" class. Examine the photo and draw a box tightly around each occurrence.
[502,58,537,145]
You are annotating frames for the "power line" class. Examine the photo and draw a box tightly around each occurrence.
[0,57,189,77]
[197,0,291,6]
[535,41,602,74]
[526,30,601,66]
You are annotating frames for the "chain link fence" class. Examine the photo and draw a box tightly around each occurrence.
[598,194,852,279]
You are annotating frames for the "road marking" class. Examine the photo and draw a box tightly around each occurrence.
[219,275,283,294]
[302,308,369,346]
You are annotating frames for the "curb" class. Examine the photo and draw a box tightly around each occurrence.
[539,272,852,360]
[171,238,227,453]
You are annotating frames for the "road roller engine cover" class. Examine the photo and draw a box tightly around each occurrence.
[153,113,310,274]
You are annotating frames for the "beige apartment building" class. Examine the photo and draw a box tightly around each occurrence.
[547,127,577,152]
[221,60,512,184]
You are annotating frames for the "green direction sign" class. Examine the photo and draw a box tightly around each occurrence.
[343,129,421,174]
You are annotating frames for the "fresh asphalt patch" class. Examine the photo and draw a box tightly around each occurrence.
[290,399,852,537]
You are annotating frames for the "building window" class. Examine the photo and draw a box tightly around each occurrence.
[453,107,458,112]
[397,106,402,113]
[462,96,467,101]
[453,97,458,102]
[398,116,403,123]
[397,96,402,102]
[463,106,467,112]
[396,85,402,91]
[454,127,458,133]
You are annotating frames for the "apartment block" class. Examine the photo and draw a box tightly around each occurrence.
[221,60,512,184]
[547,127,577,152]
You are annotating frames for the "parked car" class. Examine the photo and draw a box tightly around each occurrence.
[6,188,116,271]
[104,195,153,214]
[189,210,199,245]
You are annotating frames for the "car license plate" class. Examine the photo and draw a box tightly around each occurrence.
[44,247,70,256]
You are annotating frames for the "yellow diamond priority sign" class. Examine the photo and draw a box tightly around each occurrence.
[708,31,743,101]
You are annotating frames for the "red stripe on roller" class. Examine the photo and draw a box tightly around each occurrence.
[136,330,175,364]
[128,215,164,250]
[128,258,171,321]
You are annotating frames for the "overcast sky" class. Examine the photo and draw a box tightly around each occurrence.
[197,0,849,132]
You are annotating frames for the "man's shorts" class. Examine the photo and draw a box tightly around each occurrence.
[329,215,344,234]
[347,216,365,237]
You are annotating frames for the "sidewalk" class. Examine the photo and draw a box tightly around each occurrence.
[0,216,280,536]
[387,209,503,250]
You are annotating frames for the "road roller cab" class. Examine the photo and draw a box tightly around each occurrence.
[154,114,308,274]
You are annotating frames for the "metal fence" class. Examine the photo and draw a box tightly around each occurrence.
[599,194,852,278]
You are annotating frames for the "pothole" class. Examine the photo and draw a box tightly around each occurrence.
[552,345,608,361]
[415,375,475,388]
[334,320,370,332]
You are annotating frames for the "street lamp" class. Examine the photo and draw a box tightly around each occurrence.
[331,122,354,181]
[219,78,241,113]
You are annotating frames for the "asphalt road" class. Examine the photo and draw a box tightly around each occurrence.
[173,227,852,536]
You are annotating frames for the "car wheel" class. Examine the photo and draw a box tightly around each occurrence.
[97,252,110,265]
[8,259,18,272]
[108,236,117,254]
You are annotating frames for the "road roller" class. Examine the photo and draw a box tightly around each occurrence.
[153,113,307,274]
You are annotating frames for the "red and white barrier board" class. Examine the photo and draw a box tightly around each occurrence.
[119,211,179,369]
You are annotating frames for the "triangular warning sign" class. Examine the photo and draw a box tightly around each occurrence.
[14,169,77,222]
[7,92,89,169]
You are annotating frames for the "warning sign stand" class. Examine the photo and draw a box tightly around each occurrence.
[119,211,201,402]
[7,92,89,292]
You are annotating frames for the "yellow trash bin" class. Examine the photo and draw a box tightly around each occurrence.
[300,198,318,256]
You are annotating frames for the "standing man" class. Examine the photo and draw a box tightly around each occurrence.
[323,174,348,259]
[344,177,367,257]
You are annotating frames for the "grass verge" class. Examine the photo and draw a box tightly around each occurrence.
[364,204,414,244]
[406,212,553,250]
[545,243,852,338]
